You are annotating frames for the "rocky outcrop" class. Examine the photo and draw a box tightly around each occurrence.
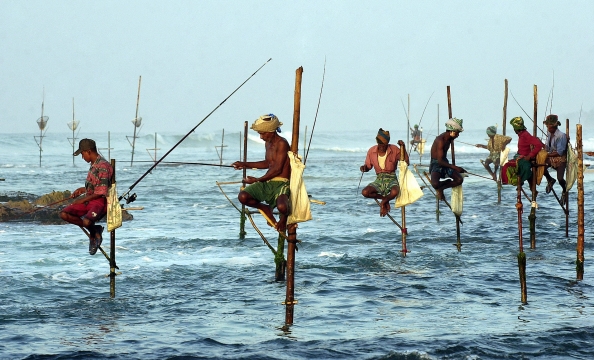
[0,190,133,225]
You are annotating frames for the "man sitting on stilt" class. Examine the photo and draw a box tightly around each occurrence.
[232,114,291,233]
[429,118,466,200]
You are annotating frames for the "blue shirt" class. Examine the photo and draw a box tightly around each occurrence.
[544,129,567,156]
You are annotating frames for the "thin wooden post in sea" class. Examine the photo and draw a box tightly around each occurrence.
[516,174,528,304]
[564,119,570,237]
[576,124,584,280]
[436,104,440,222]
[34,92,49,167]
[129,76,142,166]
[285,66,303,325]
[498,79,508,204]
[529,85,538,249]
[110,159,117,298]
[67,98,80,166]
[446,86,461,249]
[239,122,248,239]
[400,142,408,256]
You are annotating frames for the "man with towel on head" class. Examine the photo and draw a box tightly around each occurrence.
[475,125,512,181]
[232,114,291,233]
[542,114,568,196]
[429,118,466,201]
[360,128,409,217]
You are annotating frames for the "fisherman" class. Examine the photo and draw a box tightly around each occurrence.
[542,114,568,195]
[475,125,512,181]
[232,114,291,233]
[360,128,409,217]
[59,139,113,255]
[410,124,422,151]
[501,117,544,195]
[429,118,466,201]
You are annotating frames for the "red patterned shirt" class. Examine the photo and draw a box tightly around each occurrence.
[364,144,401,174]
[85,156,113,196]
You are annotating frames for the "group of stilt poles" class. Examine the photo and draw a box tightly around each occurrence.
[514,83,586,303]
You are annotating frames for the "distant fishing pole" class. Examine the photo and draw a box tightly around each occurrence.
[406,92,434,155]
[134,160,234,168]
[304,57,326,165]
[118,58,272,203]
[509,89,545,135]
[464,172,497,181]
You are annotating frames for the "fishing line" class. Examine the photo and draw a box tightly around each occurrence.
[133,161,234,168]
[118,58,272,203]
[509,89,546,136]
[22,195,81,215]
[407,92,434,155]
[304,57,326,166]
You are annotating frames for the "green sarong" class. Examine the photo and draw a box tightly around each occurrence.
[368,173,399,196]
[244,179,290,209]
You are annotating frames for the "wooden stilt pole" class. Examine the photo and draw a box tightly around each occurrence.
[130,76,142,166]
[446,86,461,247]
[399,143,408,256]
[498,79,508,204]
[516,175,528,304]
[110,159,117,298]
[285,66,303,325]
[565,119,570,237]
[436,104,440,222]
[529,85,538,249]
[576,124,584,280]
[239,122,248,239]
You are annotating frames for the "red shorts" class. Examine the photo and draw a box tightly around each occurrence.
[62,198,107,222]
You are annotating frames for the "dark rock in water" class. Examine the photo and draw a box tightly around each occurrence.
[0,190,133,225]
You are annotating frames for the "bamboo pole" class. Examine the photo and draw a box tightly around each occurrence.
[436,104,440,222]
[400,143,408,256]
[110,159,117,298]
[499,79,508,204]
[529,85,538,249]
[516,175,527,304]
[131,76,142,166]
[576,124,584,280]
[565,119,570,237]
[446,86,461,247]
[285,66,303,325]
[240,122,248,239]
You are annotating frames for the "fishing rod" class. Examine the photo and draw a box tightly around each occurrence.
[118,58,272,203]
[133,160,234,168]
[509,89,546,135]
[465,172,497,181]
[23,195,80,215]
[304,57,326,166]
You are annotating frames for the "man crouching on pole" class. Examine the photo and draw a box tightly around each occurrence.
[232,114,291,233]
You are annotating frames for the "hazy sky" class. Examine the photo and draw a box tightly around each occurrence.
[1,1,593,136]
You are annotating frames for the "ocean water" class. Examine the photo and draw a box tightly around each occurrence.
[1,129,594,360]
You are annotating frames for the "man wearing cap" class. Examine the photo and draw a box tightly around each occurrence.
[429,118,466,200]
[360,128,409,217]
[475,125,512,181]
[542,114,568,195]
[59,139,113,255]
[232,114,291,233]
[501,116,544,195]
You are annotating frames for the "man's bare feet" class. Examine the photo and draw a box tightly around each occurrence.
[379,199,390,217]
